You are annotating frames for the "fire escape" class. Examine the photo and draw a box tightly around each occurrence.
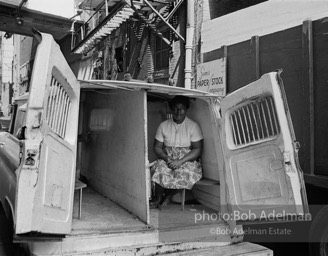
[71,0,185,55]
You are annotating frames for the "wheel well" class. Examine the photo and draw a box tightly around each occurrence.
[3,197,15,228]
[309,204,328,256]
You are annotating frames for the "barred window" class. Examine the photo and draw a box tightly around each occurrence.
[46,76,71,138]
[230,96,280,147]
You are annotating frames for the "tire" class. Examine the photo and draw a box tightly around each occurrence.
[1,204,29,256]
[309,205,328,256]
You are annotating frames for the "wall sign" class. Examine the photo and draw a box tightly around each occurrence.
[196,58,226,96]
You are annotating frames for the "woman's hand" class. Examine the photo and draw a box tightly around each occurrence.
[166,157,173,163]
[168,159,184,170]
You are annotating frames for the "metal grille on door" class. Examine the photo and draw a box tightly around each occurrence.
[229,96,280,147]
[46,76,71,138]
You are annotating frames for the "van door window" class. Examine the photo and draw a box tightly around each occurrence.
[46,77,72,139]
[229,95,280,148]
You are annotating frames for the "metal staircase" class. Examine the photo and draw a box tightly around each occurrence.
[71,0,185,55]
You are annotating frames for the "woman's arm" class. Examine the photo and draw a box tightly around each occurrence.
[153,139,171,162]
[168,140,203,169]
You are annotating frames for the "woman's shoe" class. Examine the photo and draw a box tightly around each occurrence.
[158,193,172,210]
[149,197,161,209]
[149,204,158,209]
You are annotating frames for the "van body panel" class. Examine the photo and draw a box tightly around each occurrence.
[0,132,20,221]
[187,98,222,210]
[80,90,149,224]
[220,72,308,221]
[15,32,80,234]
[79,79,217,97]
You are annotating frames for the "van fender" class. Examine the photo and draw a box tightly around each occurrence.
[4,196,15,228]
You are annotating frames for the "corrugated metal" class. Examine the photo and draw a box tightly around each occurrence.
[202,1,328,53]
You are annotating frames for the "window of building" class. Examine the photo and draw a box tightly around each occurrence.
[115,47,123,73]
[155,31,170,70]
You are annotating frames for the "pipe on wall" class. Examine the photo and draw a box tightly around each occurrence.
[184,0,194,89]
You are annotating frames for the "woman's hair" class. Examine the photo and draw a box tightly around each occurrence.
[169,96,190,110]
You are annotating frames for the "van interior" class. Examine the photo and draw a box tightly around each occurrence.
[72,89,224,235]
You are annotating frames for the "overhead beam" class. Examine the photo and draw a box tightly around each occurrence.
[0,2,81,40]
[0,1,82,40]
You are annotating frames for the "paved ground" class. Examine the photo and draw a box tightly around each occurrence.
[243,183,328,256]
[0,206,310,256]
[244,225,310,256]
[0,183,325,255]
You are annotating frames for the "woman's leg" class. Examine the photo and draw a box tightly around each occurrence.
[159,189,181,209]
[150,183,164,207]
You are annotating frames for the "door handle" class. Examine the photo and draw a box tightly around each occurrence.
[0,142,5,148]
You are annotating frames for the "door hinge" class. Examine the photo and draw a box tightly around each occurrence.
[294,141,300,152]
[19,141,24,163]
[283,152,295,173]
[32,112,42,129]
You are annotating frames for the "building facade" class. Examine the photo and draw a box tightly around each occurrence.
[71,0,265,87]
[0,0,266,107]
[0,32,14,117]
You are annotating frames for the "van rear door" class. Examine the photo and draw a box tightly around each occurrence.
[15,32,80,234]
[220,71,308,222]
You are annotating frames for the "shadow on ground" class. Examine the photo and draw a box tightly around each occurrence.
[0,207,26,256]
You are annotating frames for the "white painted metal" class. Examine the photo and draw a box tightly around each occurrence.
[220,72,307,221]
[119,10,134,15]
[15,32,80,234]
[184,0,194,89]
[73,2,141,54]
[105,0,108,16]
[80,79,217,96]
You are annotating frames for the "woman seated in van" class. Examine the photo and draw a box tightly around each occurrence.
[151,96,203,209]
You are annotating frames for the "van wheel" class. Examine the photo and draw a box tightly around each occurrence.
[1,205,29,256]
[309,205,328,256]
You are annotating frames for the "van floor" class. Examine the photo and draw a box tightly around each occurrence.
[70,187,223,235]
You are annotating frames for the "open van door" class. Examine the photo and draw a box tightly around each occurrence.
[220,71,308,223]
[15,31,80,234]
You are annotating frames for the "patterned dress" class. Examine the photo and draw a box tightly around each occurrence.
[151,117,203,190]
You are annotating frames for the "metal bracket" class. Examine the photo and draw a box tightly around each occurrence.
[126,0,184,45]
[165,0,183,22]
[16,0,28,26]
[143,0,185,43]
[128,2,171,45]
